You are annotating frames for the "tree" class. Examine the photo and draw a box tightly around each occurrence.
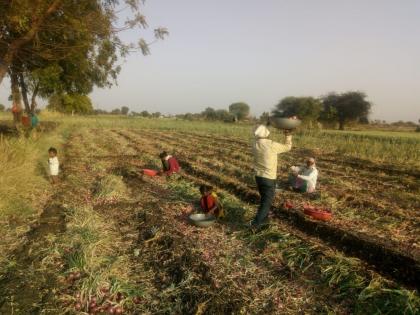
[273,97,322,126]
[0,104,5,112]
[152,112,161,118]
[0,1,168,121]
[229,102,250,121]
[94,109,109,115]
[121,106,130,115]
[215,109,234,122]
[141,110,151,118]
[321,91,371,130]
[0,1,168,84]
[202,107,217,120]
[111,108,122,115]
[47,93,93,114]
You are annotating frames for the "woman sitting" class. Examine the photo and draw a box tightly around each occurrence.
[199,185,224,218]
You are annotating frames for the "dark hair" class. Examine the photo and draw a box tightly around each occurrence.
[199,185,213,194]
[159,151,168,159]
[48,147,57,154]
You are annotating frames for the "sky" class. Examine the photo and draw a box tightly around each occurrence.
[1,0,419,121]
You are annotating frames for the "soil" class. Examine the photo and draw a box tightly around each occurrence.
[2,127,417,313]
[0,200,66,314]
[112,128,420,289]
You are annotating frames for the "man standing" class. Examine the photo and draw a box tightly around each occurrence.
[251,125,292,229]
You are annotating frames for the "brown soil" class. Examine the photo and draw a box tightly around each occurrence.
[0,201,66,314]
[112,129,420,289]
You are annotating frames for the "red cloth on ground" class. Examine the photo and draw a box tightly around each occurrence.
[164,156,180,175]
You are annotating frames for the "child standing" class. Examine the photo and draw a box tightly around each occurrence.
[199,185,224,218]
[48,147,59,184]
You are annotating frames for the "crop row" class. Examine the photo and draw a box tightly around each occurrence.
[106,128,420,313]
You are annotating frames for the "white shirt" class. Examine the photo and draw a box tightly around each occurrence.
[253,136,292,180]
[296,165,318,192]
[49,157,59,176]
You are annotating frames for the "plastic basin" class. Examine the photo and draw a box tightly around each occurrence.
[143,169,159,177]
[269,117,302,129]
[303,206,332,221]
[189,213,216,227]
[21,116,31,127]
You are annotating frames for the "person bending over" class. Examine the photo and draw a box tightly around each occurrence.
[159,151,180,176]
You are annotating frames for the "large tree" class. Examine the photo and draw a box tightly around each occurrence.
[321,91,371,130]
[121,106,130,115]
[273,96,322,126]
[229,102,250,121]
[202,107,217,120]
[0,0,168,114]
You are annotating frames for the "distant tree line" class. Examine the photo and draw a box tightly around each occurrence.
[175,92,373,130]
[177,102,251,122]
[272,91,372,130]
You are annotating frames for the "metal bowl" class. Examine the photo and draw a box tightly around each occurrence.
[269,117,302,130]
[189,213,216,227]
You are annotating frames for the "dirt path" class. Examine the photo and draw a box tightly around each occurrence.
[0,132,82,314]
[0,197,66,314]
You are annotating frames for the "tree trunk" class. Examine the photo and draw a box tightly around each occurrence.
[31,83,39,113]
[10,71,23,126]
[339,120,345,130]
[18,73,31,114]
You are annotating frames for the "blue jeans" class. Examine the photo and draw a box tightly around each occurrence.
[252,176,276,226]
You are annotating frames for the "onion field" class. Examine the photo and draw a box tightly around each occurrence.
[0,116,419,314]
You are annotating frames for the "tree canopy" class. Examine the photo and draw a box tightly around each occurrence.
[229,102,250,121]
[0,0,167,115]
[47,93,93,114]
[273,97,322,126]
[121,106,130,115]
[321,91,371,130]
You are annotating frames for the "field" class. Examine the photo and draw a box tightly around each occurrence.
[0,114,419,314]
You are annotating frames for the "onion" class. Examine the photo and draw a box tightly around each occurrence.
[116,292,124,302]
[114,306,123,314]
[74,302,82,311]
[73,271,81,280]
[133,296,141,304]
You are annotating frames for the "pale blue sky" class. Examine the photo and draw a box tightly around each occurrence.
[1,0,419,121]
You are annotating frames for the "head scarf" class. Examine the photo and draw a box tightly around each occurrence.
[254,125,270,138]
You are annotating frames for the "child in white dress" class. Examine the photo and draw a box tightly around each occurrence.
[48,147,59,184]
